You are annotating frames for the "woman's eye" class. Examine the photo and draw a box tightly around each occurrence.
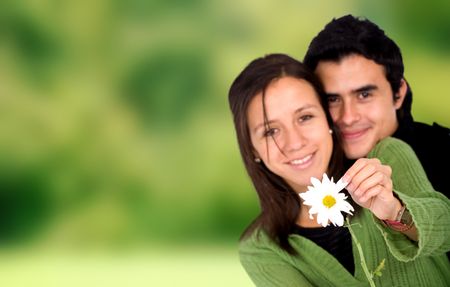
[299,115,313,122]
[263,128,278,137]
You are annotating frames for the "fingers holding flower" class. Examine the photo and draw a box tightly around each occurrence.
[342,158,400,220]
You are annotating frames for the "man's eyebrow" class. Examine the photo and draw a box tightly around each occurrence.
[352,84,378,94]
[325,92,339,98]
[324,85,378,98]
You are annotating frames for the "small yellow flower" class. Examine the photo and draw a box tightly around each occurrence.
[299,173,354,227]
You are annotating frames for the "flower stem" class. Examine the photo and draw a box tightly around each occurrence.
[346,217,376,287]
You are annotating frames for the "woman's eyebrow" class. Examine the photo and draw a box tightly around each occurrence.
[253,120,276,133]
[293,104,316,114]
[253,104,318,132]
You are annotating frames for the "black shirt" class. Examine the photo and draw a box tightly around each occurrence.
[293,224,355,275]
[393,121,450,197]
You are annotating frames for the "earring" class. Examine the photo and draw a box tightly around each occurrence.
[254,158,261,163]
[329,129,333,134]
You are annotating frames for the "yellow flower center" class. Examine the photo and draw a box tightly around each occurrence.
[322,195,336,208]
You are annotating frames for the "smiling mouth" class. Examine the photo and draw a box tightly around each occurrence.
[289,154,313,167]
[342,128,369,140]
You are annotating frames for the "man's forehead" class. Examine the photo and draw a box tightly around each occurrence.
[315,56,387,93]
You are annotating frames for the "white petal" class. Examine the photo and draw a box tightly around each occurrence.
[308,206,319,216]
[335,178,348,192]
[331,211,345,226]
[310,177,321,188]
[322,173,331,185]
[301,173,354,227]
[339,201,354,214]
[317,211,329,227]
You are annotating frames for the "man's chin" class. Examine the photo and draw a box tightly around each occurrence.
[343,146,371,159]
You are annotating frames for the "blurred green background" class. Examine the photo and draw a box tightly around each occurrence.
[0,0,449,286]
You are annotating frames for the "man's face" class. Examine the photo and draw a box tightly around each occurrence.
[315,54,405,159]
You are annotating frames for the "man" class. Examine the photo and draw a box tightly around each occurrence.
[304,15,450,197]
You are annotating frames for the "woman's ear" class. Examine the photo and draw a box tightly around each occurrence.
[252,148,261,162]
[394,78,408,110]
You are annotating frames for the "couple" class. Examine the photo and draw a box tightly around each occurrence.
[229,15,450,286]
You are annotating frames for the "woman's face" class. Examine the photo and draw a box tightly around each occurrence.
[247,76,333,193]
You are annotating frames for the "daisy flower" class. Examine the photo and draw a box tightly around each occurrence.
[299,173,354,227]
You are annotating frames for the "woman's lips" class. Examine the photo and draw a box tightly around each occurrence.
[288,153,313,169]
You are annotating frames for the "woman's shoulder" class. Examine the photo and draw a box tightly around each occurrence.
[239,227,268,250]
[239,228,273,261]
[239,227,298,267]
[239,227,285,256]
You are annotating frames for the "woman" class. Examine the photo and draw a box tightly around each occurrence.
[228,54,450,286]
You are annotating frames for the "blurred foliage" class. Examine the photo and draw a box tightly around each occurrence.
[0,164,53,244]
[0,0,449,252]
[360,0,450,51]
[122,48,211,129]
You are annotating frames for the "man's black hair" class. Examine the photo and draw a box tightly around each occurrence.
[304,15,413,125]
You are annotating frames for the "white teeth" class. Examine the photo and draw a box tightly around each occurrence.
[290,154,312,165]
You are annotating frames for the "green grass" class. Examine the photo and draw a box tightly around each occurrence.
[0,246,253,287]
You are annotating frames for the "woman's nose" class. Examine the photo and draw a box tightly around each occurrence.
[284,128,305,152]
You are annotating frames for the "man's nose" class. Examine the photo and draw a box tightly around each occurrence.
[340,101,360,126]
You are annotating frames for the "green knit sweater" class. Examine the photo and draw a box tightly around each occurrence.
[239,137,450,286]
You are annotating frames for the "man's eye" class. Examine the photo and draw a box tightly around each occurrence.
[328,95,340,103]
[359,91,371,99]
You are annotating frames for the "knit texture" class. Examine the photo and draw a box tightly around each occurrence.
[239,137,450,286]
